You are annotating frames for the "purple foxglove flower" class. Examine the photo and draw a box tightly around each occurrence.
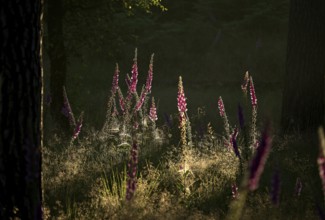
[249,76,257,107]
[218,96,225,117]
[177,76,187,114]
[248,122,272,191]
[149,97,158,122]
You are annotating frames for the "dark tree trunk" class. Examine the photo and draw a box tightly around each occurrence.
[281,0,325,133]
[0,0,43,219]
[47,0,69,133]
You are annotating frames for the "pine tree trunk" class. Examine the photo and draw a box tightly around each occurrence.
[47,0,69,133]
[281,0,325,133]
[0,0,43,219]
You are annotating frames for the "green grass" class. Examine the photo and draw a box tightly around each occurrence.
[43,96,322,220]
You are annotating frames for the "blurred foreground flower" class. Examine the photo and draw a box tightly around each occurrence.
[248,122,272,191]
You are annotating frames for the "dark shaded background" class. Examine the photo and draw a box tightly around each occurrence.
[43,0,289,133]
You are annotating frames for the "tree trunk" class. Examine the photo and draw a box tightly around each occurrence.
[0,0,43,219]
[47,0,69,133]
[281,0,325,133]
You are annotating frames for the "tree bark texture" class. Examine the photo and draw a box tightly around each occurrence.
[47,0,69,132]
[0,0,43,219]
[281,0,325,133]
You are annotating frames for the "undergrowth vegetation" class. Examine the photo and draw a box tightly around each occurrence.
[44,50,323,219]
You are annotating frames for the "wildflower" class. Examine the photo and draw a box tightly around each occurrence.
[249,76,257,107]
[62,86,76,127]
[248,122,272,191]
[126,141,138,201]
[177,76,187,114]
[149,97,158,122]
[250,77,258,149]
[178,76,188,146]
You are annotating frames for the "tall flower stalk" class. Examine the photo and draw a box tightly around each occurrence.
[141,54,155,118]
[102,63,120,134]
[178,76,188,147]
[249,76,258,150]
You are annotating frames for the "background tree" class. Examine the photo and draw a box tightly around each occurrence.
[281,0,325,132]
[0,0,43,219]
[45,0,166,134]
